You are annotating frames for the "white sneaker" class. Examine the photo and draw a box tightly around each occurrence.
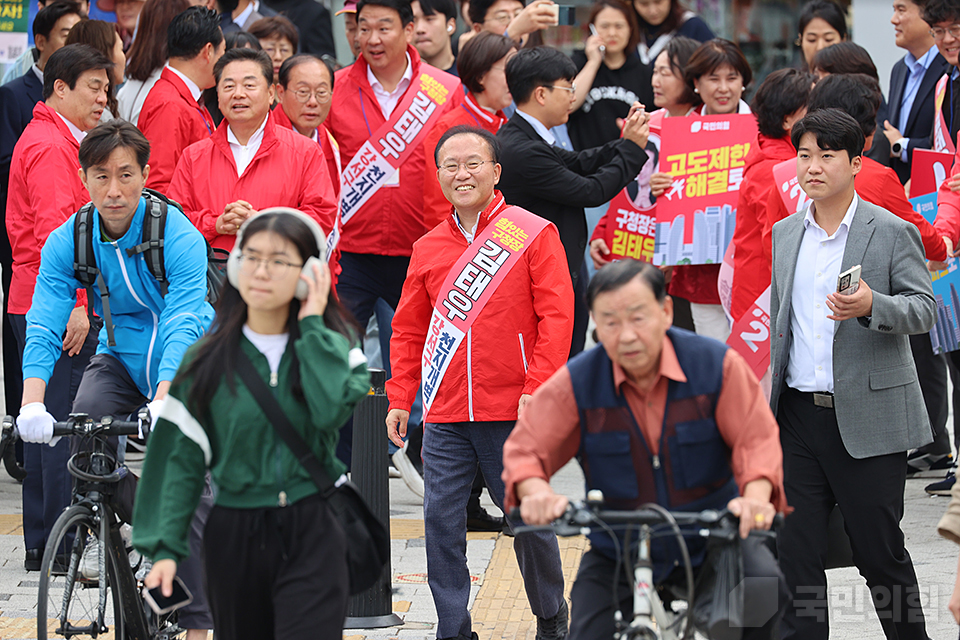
[120,523,141,569]
[80,537,99,579]
[391,441,424,498]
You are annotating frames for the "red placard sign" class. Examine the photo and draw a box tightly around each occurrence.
[726,286,771,379]
[911,149,954,197]
[655,114,757,266]
[772,158,809,215]
[603,189,657,262]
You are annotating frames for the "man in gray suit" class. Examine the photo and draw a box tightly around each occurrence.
[770,108,936,640]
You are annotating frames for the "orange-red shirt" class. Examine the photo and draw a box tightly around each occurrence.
[502,336,787,512]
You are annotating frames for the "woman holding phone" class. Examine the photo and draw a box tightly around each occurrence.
[132,209,370,639]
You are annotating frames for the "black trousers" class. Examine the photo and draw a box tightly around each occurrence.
[202,493,349,640]
[776,387,927,640]
[335,251,410,330]
[910,332,952,456]
[568,538,787,640]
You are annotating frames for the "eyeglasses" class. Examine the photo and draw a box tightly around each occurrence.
[930,24,960,40]
[439,160,494,175]
[263,45,294,57]
[238,254,303,278]
[484,9,522,24]
[292,87,332,103]
[546,83,577,94]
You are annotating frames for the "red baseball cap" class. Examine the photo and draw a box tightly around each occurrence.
[335,0,357,15]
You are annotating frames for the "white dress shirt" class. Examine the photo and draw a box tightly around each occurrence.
[31,64,42,83]
[164,64,203,102]
[55,112,86,145]
[367,52,412,119]
[785,194,859,393]
[515,109,557,146]
[234,1,256,27]
[227,115,269,177]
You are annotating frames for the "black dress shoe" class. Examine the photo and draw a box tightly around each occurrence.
[467,508,505,532]
[24,548,41,572]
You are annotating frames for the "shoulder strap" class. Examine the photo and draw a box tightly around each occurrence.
[235,350,336,495]
[126,189,169,296]
[73,204,118,347]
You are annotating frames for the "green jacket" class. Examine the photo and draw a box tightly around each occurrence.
[132,315,370,564]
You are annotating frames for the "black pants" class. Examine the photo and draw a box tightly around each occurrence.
[71,353,214,629]
[910,332,952,456]
[776,387,927,640]
[203,493,349,640]
[569,537,787,640]
[335,252,410,330]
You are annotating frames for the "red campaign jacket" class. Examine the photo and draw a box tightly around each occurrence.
[168,116,338,252]
[729,134,796,321]
[422,92,506,231]
[325,45,463,257]
[138,67,215,194]
[764,155,947,262]
[386,192,574,423]
[270,105,342,199]
[6,102,88,314]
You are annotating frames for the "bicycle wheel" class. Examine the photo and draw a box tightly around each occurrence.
[37,504,124,639]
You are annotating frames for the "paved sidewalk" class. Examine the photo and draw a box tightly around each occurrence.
[0,458,957,639]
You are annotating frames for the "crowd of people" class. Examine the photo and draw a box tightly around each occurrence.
[6,0,960,637]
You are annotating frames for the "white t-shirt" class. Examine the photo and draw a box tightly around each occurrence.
[243,325,290,375]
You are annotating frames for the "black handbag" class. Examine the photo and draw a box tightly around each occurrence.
[236,351,389,595]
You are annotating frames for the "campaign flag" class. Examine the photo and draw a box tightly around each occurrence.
[911,149,953,197]
[0,0,28,63]
[912,191,960,354]
[726,286,771,379]
[603,189,656,262]
[653,114,757,266]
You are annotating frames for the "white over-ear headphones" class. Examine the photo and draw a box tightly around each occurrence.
[226,207,327,301]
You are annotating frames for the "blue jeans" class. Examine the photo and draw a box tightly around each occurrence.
[423,421,565,639]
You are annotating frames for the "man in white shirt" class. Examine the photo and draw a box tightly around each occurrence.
[138,5,224,193]
[770,108,935,640]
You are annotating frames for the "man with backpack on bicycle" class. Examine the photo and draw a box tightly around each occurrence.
[17,120,215,640]
[502,259,790,640]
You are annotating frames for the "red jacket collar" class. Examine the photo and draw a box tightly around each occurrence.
[211,112,280,165]
[159,67,201,108]
[755,133,796,162]
[445,190,508,236]
[347,44,423,99]
[463,93,506,132]
[31,101,81,148]
[272,103,294,129]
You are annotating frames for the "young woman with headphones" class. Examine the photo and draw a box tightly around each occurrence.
[132,208,370,639]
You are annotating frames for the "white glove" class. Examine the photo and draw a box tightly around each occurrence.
[145,398,166,439]
[18,403,58,446]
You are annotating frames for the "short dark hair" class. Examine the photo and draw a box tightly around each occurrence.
[663,35,700,107]
[684,39,753,90]
[214,47,274,86]
[587,260,666,309]
[357,0,415,26]
[33,1,83,40]
[225,30,262,51]
[248,15,299,52]
[809,41,878,81]
[798,0,848,39]
[167,6,223,60]
[791,108,865,159]
[42,43,113,101]
[751,68,814,139]
[79,120,151,172]
[923,0,960,25]
[417,0,458,22]
[806,73,881,137]
[467,0,503,29]
[457,31,515,94]
[279,53,335,90]
[434,124,501,164]
[589,0,639,52]
[505,46,577,105]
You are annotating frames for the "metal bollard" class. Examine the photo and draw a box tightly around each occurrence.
[344,368,403,629]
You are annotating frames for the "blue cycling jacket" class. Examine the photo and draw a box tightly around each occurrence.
[23,196,215,398]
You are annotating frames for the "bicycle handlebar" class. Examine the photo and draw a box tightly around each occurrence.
[1,409,149,440]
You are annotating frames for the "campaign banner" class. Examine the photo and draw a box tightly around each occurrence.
[603,189,656,262]
[911,149,953,197]
[421,208,550,414]
[653,114,757,266]
[912,191,960,354]
[0,0,28,63]
[338,71,459,234]
[773,157,810,215]
[726,286,771,379]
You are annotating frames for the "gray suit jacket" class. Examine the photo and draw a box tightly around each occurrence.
[770,198,936,458]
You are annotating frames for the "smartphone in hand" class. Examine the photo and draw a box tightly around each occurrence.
[837,265,861,296]
[144,576,193,616]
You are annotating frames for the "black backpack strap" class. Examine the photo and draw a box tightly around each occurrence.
[73,204,117,346]
[126,190,168,296]
[235,350,337,496]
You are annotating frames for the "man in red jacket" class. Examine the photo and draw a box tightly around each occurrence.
[5,43,109,571]
[138,5,224,194]
[168,48,337,252]
[386,126,573,640]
